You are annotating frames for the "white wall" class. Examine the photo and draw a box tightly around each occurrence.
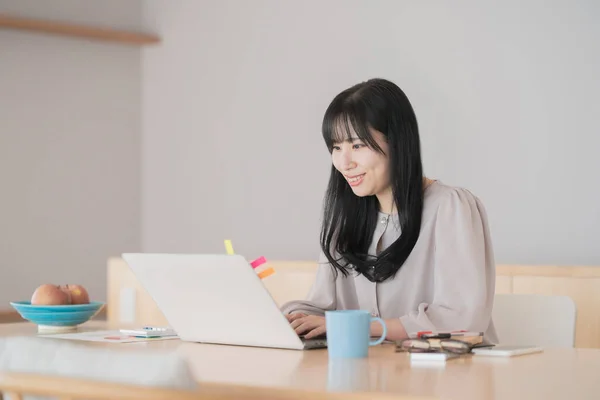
[142,0,600,266]
[0,0,143,305]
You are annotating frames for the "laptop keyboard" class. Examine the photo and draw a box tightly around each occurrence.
[298,334,327,349]
[299,333,327,341]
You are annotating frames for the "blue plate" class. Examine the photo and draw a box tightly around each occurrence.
[9,301,105,327]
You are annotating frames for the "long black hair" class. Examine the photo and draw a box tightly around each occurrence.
[320,78,424,283]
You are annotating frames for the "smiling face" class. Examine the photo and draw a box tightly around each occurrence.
[331,126,393,209]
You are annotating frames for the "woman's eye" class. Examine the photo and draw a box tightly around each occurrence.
[352,143,364,149]
[332,145,341,151]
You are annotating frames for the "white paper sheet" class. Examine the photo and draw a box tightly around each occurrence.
[37,330,179,343]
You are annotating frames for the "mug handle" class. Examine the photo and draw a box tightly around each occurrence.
[369,317,387,346]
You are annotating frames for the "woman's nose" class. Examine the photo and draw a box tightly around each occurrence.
[339,149,356,170]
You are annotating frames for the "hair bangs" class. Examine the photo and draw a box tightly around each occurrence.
[322,105,384,154]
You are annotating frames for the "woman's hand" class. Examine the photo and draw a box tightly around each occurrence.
[286,313,326,339]
[285,312,308,322]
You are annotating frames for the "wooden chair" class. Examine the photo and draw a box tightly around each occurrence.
[493,293,577,347]
[0,371,431,400]
[0,371,202,400]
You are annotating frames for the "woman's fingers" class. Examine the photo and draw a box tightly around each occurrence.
[294,321,315,335]
[289,316,309,329]
[290,315,315,330]
[286,313,307,322]
[305,325,326,339]
[290,317,310,331]
[292,316,325,335]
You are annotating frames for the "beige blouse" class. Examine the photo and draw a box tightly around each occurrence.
[281,180,499,344]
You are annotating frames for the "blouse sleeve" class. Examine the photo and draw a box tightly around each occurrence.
[399,188,496,337]
[279,251,337,316]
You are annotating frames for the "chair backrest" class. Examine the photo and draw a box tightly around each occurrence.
[492,294,577,347]
[0,371,203,400]
[0,336,198,400]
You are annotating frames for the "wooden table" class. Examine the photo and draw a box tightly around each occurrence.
[2,321,600,400]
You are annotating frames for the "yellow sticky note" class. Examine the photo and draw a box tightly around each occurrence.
[224,240,234,255]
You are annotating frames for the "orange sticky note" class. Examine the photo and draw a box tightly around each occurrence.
[258,267,275,279]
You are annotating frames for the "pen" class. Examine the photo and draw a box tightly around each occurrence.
[448,331,483,337]
[421,333,451,339]
[417,330,483,338]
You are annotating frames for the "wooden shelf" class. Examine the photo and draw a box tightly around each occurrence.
[0,13,160,46]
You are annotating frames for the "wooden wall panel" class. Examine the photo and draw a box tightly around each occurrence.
[107,257,167,326]
[73,258,600,349]
[495,276,512,294]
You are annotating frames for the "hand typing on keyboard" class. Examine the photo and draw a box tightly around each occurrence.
[286,313,326,339]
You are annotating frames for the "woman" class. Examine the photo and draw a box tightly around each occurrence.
[281,78,498,344]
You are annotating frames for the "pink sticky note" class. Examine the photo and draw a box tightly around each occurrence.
[250,256,267,269]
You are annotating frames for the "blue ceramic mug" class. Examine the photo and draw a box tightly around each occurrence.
[325,310,387,358]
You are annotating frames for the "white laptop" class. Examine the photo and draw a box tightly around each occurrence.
[121,253,327,350]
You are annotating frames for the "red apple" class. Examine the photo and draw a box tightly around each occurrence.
[31,284,71,305]
[64,284,90,304]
